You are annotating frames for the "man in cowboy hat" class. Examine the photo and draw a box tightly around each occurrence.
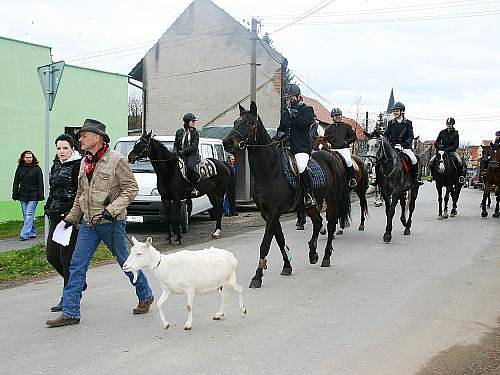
[46,119,154,328]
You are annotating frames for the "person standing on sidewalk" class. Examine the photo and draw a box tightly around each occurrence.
[44,134,82,313]
[12,150,44,240]
[46,119,154,328]
[225,154,238,217]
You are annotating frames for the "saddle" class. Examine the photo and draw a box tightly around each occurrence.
[282,149,325,191]
[178,158,217,183]
[330,151,360,173]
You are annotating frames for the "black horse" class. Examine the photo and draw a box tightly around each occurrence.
[128,131,231,244]
[223,102,351,288]
[430,150,463,219]
[364,131,420,243]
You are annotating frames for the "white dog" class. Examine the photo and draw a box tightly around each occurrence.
[123,237,246,330]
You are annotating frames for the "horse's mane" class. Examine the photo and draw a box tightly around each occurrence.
[149,136,175,160]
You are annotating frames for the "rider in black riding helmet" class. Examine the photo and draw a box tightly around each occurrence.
[384,101,424,186]
[277,83,317,208]
[324,107,358,188]
[174,112,201,196]
[495,130,500,145]
[430,117,466,182]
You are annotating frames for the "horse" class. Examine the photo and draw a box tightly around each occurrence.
[128,131,231,244]
[364,131,420,243]
[480,142,500,218]
[430,150,463,219]
[222,102,351,288]
[314,135,369,234]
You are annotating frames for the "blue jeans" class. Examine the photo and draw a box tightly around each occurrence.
[62,220,152,318]
[20,201,38,239]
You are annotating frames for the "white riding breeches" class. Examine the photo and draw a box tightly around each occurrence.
[403,149,418,165]
[295,153,310,174]
[336,148,353,167]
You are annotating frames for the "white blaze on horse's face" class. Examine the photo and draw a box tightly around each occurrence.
[367,138,382,159]
[438,150,446,173]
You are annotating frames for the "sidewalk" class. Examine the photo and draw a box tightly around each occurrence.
[0,236,44,253]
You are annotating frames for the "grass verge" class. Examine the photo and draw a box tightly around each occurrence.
[0,243,115,284]
[0,217,45,239]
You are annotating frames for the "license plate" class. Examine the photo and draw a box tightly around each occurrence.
[127,216,143,223]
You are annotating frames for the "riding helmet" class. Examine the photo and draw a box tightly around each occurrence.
[183,112,197,122]
[446,117,455,125]
[393,101,405,111]
[496,130,500,136]
[331,107,342,116]
[283,83,301,97]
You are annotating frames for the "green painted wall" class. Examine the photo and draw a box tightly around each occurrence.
[0,36,128,222]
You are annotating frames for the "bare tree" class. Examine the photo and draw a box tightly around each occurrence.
[128,91,143,131]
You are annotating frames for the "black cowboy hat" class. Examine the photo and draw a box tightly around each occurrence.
[76,119,110,143]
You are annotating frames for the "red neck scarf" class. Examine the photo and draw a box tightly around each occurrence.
[84,144,108,176]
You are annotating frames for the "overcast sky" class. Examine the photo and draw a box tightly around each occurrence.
[2,0,499,144]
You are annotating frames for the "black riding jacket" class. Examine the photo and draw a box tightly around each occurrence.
[324,121,357,149]
[494,137,500,145]
[45,154,81,218]
[174,126,200,158]
[435,128,459,152]
[384,118,414,149]
[277,101,316,154]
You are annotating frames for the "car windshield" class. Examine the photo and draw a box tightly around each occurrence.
[114,140,174,172]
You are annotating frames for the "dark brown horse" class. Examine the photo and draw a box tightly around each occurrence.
[481,142,500,218]
[314,135,369,234]
[223,102,351,288]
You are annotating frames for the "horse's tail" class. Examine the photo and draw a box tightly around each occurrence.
[337,175,352,229]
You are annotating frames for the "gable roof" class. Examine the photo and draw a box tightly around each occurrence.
[129,0,284,80]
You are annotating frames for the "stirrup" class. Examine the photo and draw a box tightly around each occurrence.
[304,193,317,208]
[458,176,466,184]
[349,178,357,188]
[191,188,199,197]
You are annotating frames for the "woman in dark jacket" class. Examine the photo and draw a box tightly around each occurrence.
[44,134,82,312]
[12,150,44,240]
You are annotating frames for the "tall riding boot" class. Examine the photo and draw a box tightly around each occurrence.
[189,170,200,197]
[412,164,424,186]
[348,166,358,188]
[300,171,317,208]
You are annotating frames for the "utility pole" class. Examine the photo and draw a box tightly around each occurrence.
[250,17,260,103]
[365,111,369,132]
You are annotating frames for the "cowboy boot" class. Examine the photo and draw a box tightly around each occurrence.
[348,166,358,188]
[412,164,424,186]
[300,171,317,208]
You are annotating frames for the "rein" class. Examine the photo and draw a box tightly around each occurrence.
[132,137,174,163]
[367,137,398,178]
[230,116,288,149]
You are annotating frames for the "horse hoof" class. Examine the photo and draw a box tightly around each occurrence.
[481,211,488,218]
[437,216,443,220]
[174,240,181,245]
[249,278,262,288]
[404,228,411,235]
[443,214,449,219]
[309,252,319,264]
[212,229,221,239]
[358,225,364,231]
[320,227,326,235]
[493,213,499,218]
[383,233,392,243]
[336,229,343,235]
[280,267,292,276]
[321,259,330,267]
[212,313,224,320]
[296,225,304,230]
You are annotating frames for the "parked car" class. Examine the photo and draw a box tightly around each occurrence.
[114,136,227,229]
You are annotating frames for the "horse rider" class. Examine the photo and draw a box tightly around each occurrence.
[384,101,424,186]
[174,112,201,196]
[495,130,500,145]
[310,117,325,150]
[324,108,358,188]
[481,130,500,177]
[430,117,465,181]
[277,83,317,208]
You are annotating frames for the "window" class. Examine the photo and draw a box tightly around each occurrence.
[201,144,214,159]
[214,144,225,161]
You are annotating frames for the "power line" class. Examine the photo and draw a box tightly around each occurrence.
[146,63,248,80]
[269,0,337,34]
[264,9,500,26]
[258,38,284,65]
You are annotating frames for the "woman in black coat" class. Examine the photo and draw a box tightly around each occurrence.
[44,134,82,312]
[12,150,44,240]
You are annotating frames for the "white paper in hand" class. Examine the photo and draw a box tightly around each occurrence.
[52,220,73,246]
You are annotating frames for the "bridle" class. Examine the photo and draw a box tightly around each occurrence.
[131,136,172,163]
[365,136,397,178]
[229,114,287,150]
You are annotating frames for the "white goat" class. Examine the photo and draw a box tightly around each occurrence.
[123,237,246,330]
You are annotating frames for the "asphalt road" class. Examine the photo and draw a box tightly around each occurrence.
[0,184,498,374]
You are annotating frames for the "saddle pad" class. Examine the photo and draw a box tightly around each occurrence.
[401,155,411,173]
[177,158,218,182]
[282,153,326,191]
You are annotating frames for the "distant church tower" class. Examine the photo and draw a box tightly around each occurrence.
[386,88,395,114]
[377,88,395,132]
